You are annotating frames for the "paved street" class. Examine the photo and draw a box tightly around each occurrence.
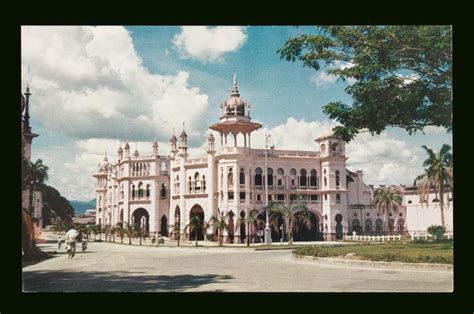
[23,235,453,292]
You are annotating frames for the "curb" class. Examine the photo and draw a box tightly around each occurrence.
[294,254,453,271]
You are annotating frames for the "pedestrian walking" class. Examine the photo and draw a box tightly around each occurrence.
[58,236,62,249]
[65,227,79,259]
[82,232,88,252]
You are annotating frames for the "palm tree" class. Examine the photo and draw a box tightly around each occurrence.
[184,215,206,246]
[207,211,229,246]
[269,195,312,245]
[125,223,134,245]
[103,225,110,242]
[235,209,262,246]
[116,223,125,244]
[23,159,49,215]
[373,187,403,233]
[172,223,181,247]
[415,144,453,228]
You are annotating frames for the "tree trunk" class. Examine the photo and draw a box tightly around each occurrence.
[129,234,132,245]
[247,223,250,246]
[439,182,446,228]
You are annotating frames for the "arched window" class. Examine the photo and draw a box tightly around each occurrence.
[220,168,224,188]
[397,219,405,231]
[310,169,317,187]
[407,200,412,204]
[138,182,144,198]
[160,183,167,198]
[202,175,206,191]
[323,169,327,174]
[267,167,274,186]
[335,170,340,188]
[131,185,135,199]
[320,143,326,152]
[332,142,340,151]
[239,168,245,185]
[255,167,263,186]
[336,193,341,203]
[324,177,327,187]
[290,168,297,176]
[228,168,234,187]
[290,168,296,187]
[388,218,395,232]
[146,184,150,198]
[188,176,192,193]
[375,219,383,233]
[194,172,201,192]
[277,168,284,175]
[300,169,307,186]
[365,219,372,232]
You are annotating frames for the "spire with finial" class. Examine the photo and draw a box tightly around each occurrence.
[180,121,187,139]
[231,73,240,97]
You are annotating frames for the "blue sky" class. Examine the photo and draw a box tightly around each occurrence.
[22,26,452,201]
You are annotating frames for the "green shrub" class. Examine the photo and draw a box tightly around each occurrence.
[427,225,446,241]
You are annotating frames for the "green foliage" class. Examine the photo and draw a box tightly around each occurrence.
[415,144,453,227]
[427,225,447,241]
[269,194,311,245]
[294,242,453,264]
[36,183,75,225]
[207,211,229,246]
[278,26,452,141]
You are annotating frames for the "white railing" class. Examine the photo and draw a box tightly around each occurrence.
[344,232,401,242]
[409,232,453,241]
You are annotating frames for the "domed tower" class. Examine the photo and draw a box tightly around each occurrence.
[93,153,109,228]
[209,74,262,149]
[315,133,348,240]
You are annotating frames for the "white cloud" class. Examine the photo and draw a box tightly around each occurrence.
[250,118,421,186]
[22,26,212,201]
[422,126,447,135]
[173,26,247,63]
[311,72,338,87]
[310,60,357,87]
[22,26,209,143]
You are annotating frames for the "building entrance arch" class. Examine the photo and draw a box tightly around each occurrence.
[189,204,204,241]
[294,211,322,241]
[132,208,150,235]
[161,215,168,236]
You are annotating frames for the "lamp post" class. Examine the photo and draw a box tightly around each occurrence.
[264,132,274,245]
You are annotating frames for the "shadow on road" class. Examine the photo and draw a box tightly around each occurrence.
[22,270,234,292]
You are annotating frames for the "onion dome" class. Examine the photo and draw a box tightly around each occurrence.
[225,74,246,116]
[153,140,158,148]
[208,132,215,142]
[124,142,130,150]
[117,146,123,153]
[133,149,139,157]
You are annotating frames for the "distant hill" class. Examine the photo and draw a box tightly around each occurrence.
[70,199,96,216]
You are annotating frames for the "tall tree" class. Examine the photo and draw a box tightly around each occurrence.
[36,183,74,225]
[235,209,262,246]
[23,159,49,215]
[207,212,230,246]
[373,187,403,233]
[184,215,206,247]
[415,144,453,228]
[278,26,452,141]
[269,195,312,245]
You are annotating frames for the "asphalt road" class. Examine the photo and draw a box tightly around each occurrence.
[22,238,453,292]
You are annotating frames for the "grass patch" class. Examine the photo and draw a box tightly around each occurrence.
[294,241,453,264]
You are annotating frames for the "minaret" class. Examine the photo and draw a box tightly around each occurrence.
[152,139,159,157]
[178,122,188,157]
[124,142,130,158]
[24,84,31,132]
[207,132,217,233]
[117,144,123,160]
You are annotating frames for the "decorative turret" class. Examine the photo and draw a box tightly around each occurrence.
[170,129,178,153]
[179,122,188,156]
[152,139,159,157]
[124,142,130,158]
[117,145,123,160]
[133,149,139,157]
[209,74,262,149]
[207,132,215,152]
[315,132,346,158]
